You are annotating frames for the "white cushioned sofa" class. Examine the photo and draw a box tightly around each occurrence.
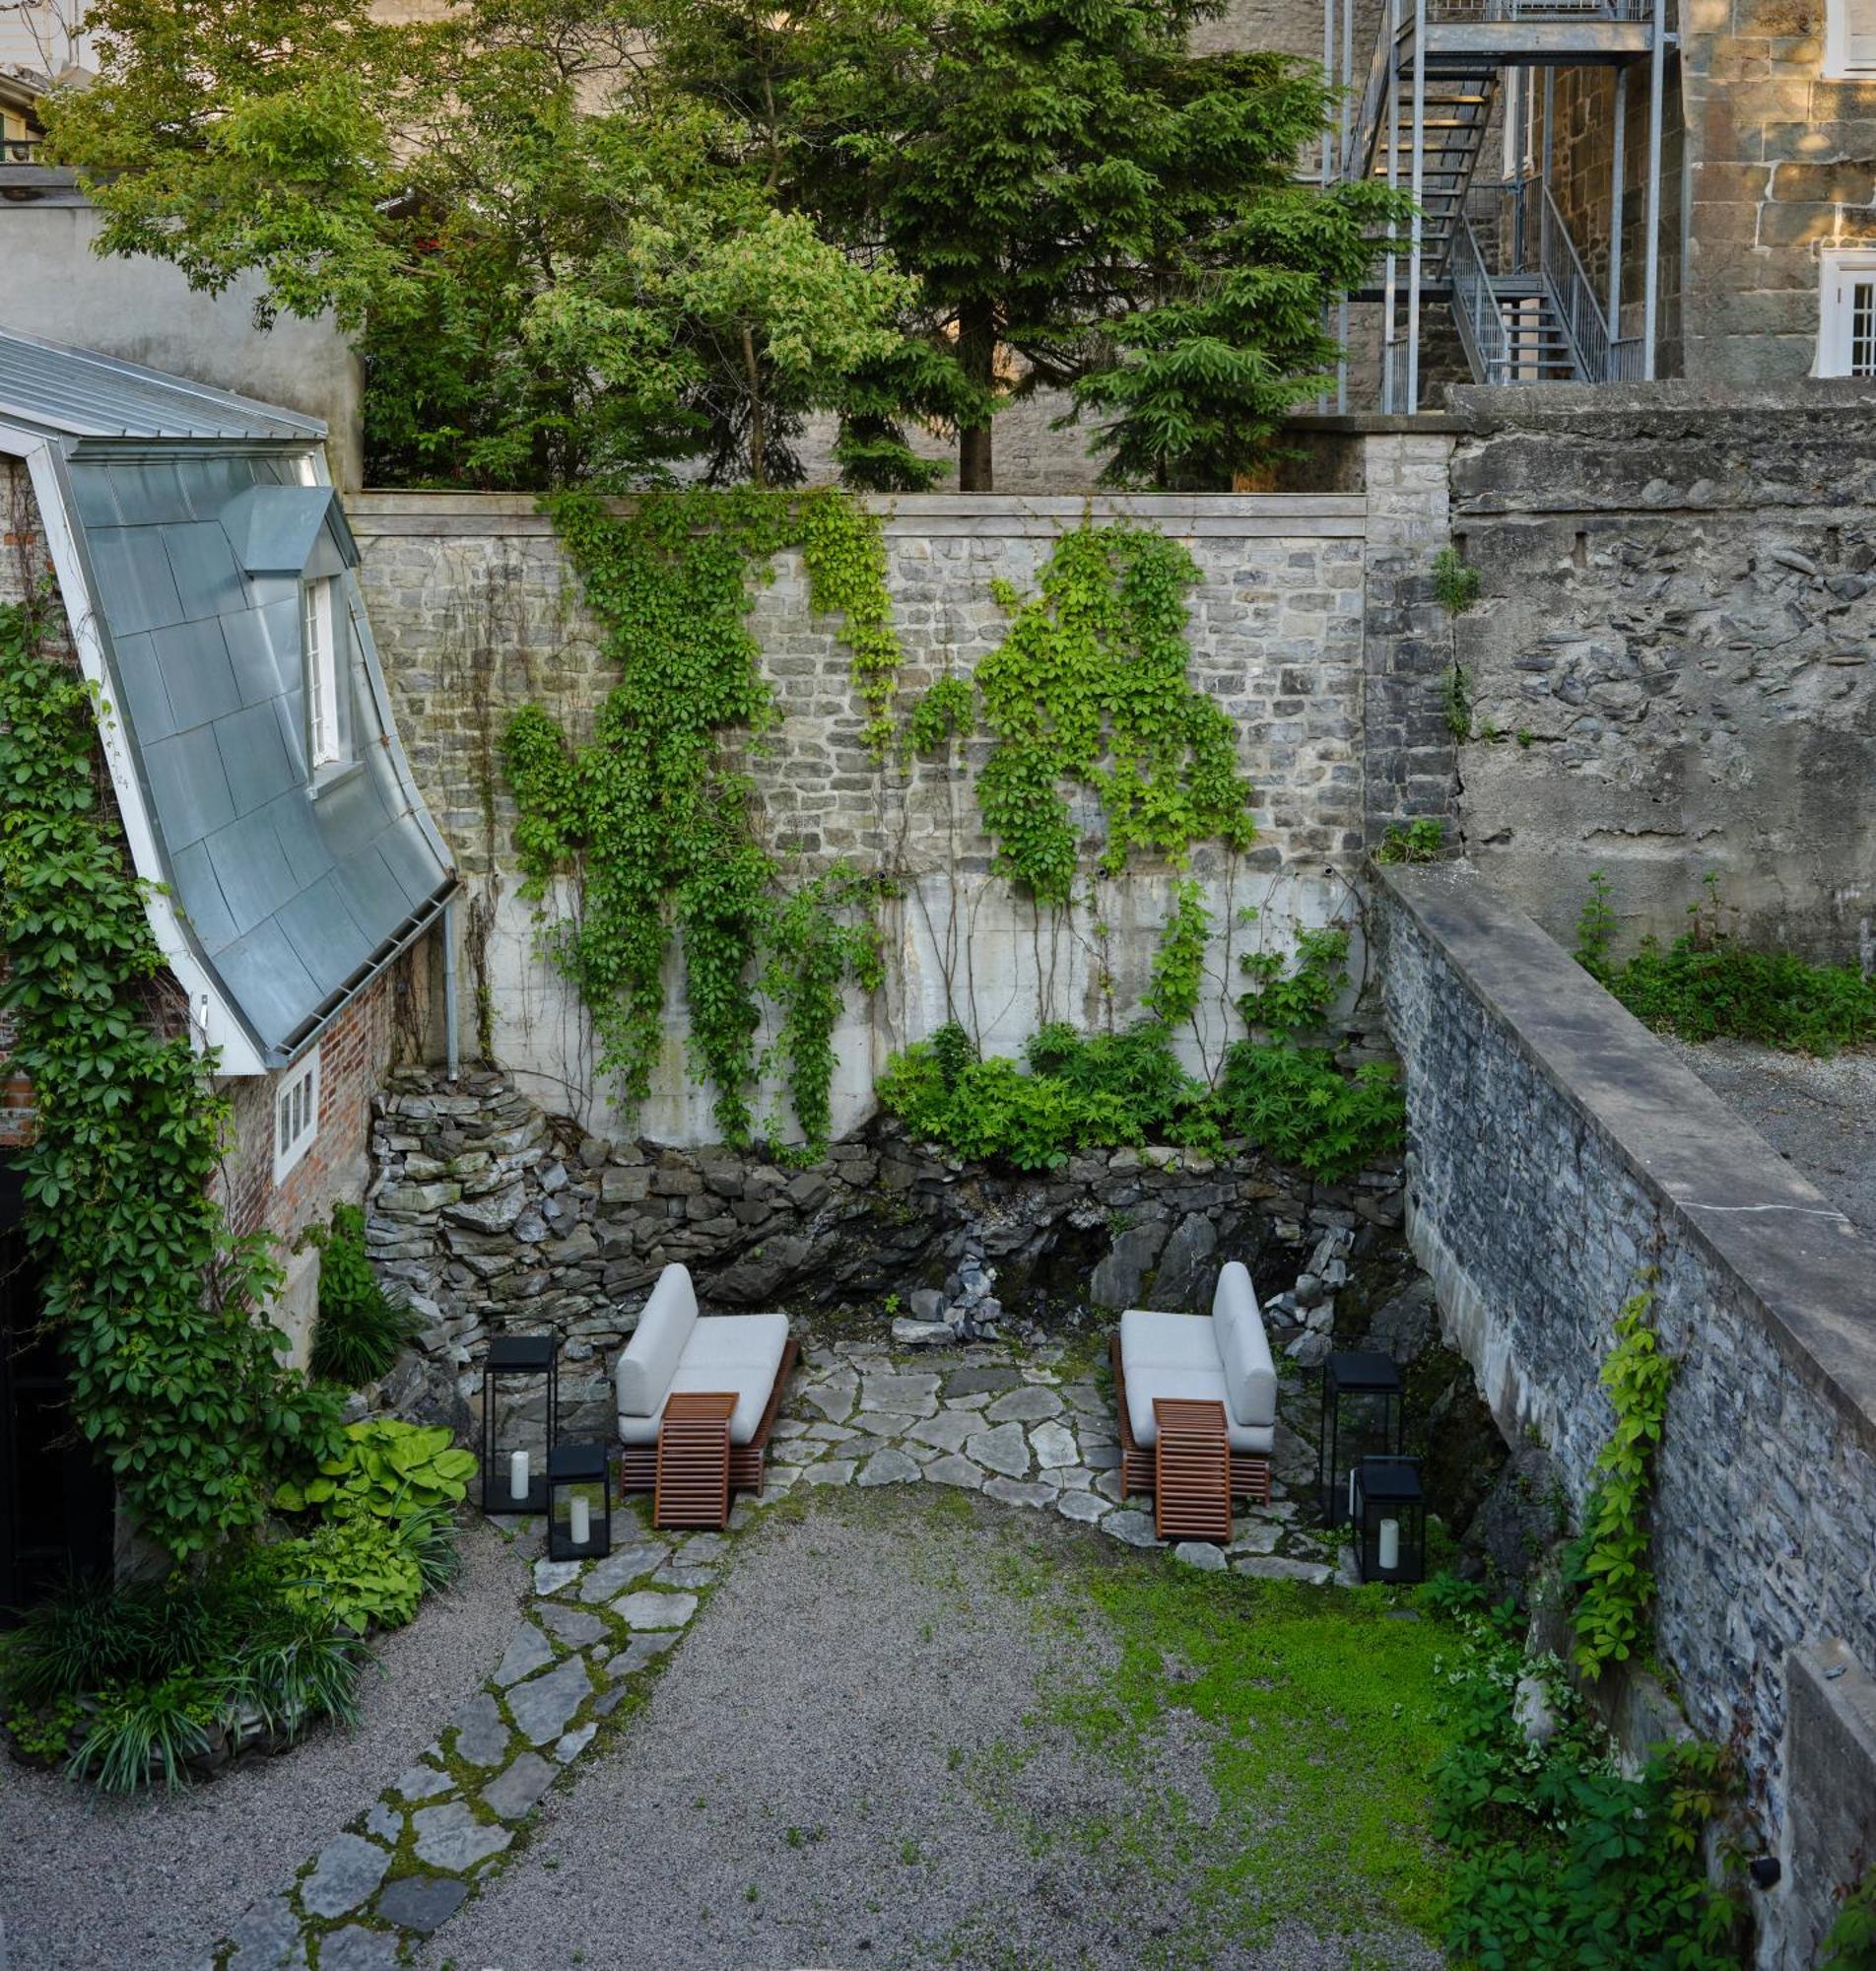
[1111,1260,1277,1511]
[614,1263,797,1520]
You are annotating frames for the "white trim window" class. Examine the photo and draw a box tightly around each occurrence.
[302,576,343,771]
[1819,248,1876,376]
[1826,0,1876,77]
[273,1047,321,1183]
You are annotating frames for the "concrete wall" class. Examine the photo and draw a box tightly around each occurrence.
[348,490,1428,1147]
[1444,383,1876,967]
[1377,860,1876,1962]
[0,197,364,488]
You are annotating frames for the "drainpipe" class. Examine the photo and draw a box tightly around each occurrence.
[441,897,460,1084]
[1642,6,1665,379]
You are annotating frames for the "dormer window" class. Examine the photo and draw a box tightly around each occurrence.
[302,577,343,769]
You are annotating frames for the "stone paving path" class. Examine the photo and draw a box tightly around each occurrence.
[199,1337,1343,1970]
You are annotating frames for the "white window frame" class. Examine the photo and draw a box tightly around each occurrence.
[1818,248,1876,377]
[302,576,344,772]
[1825,0,1876,77]
[273,1047,321,1183]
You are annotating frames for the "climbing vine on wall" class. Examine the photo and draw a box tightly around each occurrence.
[928,523,1256,905]
[0,602,341,1559]
[503,488,894,1154]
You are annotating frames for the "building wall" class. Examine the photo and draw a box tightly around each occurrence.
[1681,0,1876,385]
[1379,860,1876,1961]
[349,490,1399,1147]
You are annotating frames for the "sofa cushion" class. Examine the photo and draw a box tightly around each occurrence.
[1121,1361,1274,1456]
[615,1263,699,1417]
[1118,1309,1223,1374]
[1211,1261,1278,1430]
[617,1311,790,1447]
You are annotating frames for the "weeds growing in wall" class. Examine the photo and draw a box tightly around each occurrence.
[0,601,340,1559]
[503,488,893,1155]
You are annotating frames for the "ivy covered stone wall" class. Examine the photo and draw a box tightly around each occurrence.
[352,492,1399,1147]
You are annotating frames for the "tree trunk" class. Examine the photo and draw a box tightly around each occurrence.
[957,297,997,492]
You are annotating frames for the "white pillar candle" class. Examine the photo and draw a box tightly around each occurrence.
[1378,1518,1400,1572]
[1347,1466,1358,1523]
[509,1449,530,1502]
[570,1494,591,1547]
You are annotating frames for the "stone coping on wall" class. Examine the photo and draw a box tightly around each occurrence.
[1375,861,1876,1450]
[344,489,1369,540]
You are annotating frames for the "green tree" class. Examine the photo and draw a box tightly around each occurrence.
[656,0,1408,488]
[43,0,924,488]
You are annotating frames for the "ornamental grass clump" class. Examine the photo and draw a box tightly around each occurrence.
[306,1202,420,1386]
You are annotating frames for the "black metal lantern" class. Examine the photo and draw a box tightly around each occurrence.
[480,1333,559,1515]
[1352,1456,1427,1585]
[1318,1349,1403,1525]
[547,1442,613,1563]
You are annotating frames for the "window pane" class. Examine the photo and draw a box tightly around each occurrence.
[1853,279,1876,376]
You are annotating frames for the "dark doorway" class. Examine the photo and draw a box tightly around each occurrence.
[0,1172,115,1620]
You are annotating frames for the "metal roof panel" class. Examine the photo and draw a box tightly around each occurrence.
[141,725,235,849]
[168,840,240,953]
[214,699,299,814]
[204,810,298,937]
[276,875,376,996]
[151,618,242,733]
[104,630,177,746]
[160,520,249,621]
[87,526,186,636]
[213,920,323,1041]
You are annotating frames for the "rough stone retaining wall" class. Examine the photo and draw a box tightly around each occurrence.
[367,1067,1405,1442]
[1376,859,1876,1967]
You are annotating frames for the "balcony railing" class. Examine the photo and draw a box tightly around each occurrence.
[1,137,47,166]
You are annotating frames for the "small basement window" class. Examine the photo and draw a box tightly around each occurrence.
[274,1047,320,1183]
[1819,249,1876,376]
[1826,0,1876,76]
[302,576,344,771]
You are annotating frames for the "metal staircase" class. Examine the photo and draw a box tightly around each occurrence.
[1324,0,1670,410]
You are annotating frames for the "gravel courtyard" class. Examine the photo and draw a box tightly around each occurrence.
[417,1488,1449,1971]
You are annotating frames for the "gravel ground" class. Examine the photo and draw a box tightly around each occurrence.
[0,1515,527,1971]
[421,1489,1443,1971]
[1662,1035,1876,1241]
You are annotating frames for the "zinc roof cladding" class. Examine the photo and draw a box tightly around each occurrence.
[70,446,451,1059]
[0,327,327,441]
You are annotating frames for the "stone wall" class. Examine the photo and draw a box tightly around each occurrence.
[1444,383,1876,966]
[351,491,1411,1147]
[366,1066,1406,1442]
[1377,860,1876,1960]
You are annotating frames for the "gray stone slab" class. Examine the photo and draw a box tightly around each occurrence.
[849,1409,918,1437]
[606,1631,679,1677]
[800,1460,858,1487]
[447,1693,511,1769]
[1060,1383,1107,1415]
[411,1801,514,1872]
[984,1386,1064,1424]
[1056,1491,1109,1525]
[677,1532,727,1562]
[302,1833,392,1921]
[1030,1420,1079,1468]
[392,1763,454,1803]
[614,1589,698,1629]
[555,1723,598,1763]
[1105,1510,1161,1548]
[531,1557,583,1596]
[535,1600,608,1649]
[906,1410,977,1454]
[315,1927,400,1971]
[373,1874,469,1936]
[364,1802,402,1845]
[223,1895,301,1971]
[966,1421,1031,1478]
[1173,1541,1228,1571]
[492,1619,557,1688]
[943,1367,1023,1397]
[922,1454,982,1490]
[857,1447,921,1487]
[1234,1554,1334,1585]
[859,1373,940,1413]
[1227,1522,1282,1555]
[653,1561,715,1589]
[480,1749,556,1821]
[984,1477,1054,1511]
[576,1541,668,1602]
[506,1654,595,1745]
[800,1371,857,1423]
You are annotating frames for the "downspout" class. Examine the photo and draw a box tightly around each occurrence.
[441,897,461,1084]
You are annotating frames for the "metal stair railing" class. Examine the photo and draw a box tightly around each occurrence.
[1448,213,1510,386]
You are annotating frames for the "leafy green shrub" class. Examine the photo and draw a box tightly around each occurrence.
[1433,1603,1738,1968]
[273,1420,477,1520]
[1576,870,1876,1054]
[1215,1042,1403,1181]
[306,1203,418,1387]
[272,1510,426,1633]
[1822,1869,1876,1969]
[1374,819,1445,865]
[1567,1290,1674,1676]
[1237,925,1350,1035]
[1432,545,1482,616]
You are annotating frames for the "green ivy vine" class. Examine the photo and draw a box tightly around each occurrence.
[912,523,1255,906]
[0,602,340,1560]
[504,488,894,1154]
[1568,1287,1675,1676]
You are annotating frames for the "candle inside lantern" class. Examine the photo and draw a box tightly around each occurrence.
[1378,1517,1400,1572]
[1347,1466,1357,1523]
[570,1493,591,1547]
[509,1449,530,1503]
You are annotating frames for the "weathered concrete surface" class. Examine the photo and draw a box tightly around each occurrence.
[1777,1641,1876,1968]
[1446,385,1876,968]
[1376,861,1876,1881]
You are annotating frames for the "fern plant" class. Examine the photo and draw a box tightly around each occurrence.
[306,1203,418,1387]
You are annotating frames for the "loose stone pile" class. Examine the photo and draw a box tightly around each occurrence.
[364,1069,1405,1439]
[196,1335,1349,1968]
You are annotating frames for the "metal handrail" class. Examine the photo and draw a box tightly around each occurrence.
[1344,2,1397,179]
[1534,180,1606,380]
[1425,0,1651,18]
[1448,215,1510,386]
